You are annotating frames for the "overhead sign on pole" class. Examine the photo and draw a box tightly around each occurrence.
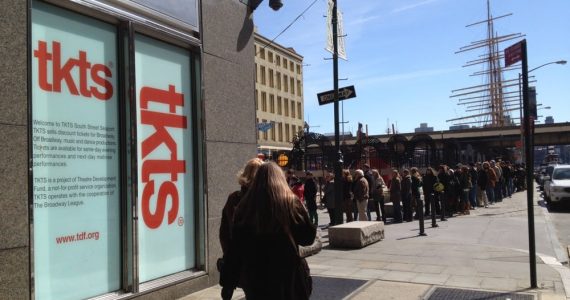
[504,41,523,67]
[326,0,347,60]
[317,85,356,106]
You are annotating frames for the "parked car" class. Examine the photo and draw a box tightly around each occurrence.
[543,165,570,207]
[540,165,556,192]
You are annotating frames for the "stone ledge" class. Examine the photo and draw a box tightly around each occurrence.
[328,221,384,249]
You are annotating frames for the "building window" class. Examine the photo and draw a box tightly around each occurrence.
[283,58,288,69]
[277,97,282,115]
[297,102,302,119]
[269,94,275,113]
[270,123,276,141]
[296,64,301,74]
[278,122,283,142]
[297,80,302,96]
[261,92,267,112]
[276,72,281,90]
[255,89,258,110]
[284,98,289,117]
[290,77,295,95]
[283,75,288,93]
[31,1,203,297]
[255,64,258,83]
[268,51,273,63]
[276,55,281,66]
[268,69,274,87]
[259,47,265,59]
[285,124,290,142]
[260,66,266,85]
[289,61,294,72]
[262,119,268,140]
[291,100,296,119]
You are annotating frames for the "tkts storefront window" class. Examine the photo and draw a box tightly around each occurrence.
[30,1,203,299]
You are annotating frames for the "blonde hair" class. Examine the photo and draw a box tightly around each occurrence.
[237,158,263,187]
[235,162,301,233]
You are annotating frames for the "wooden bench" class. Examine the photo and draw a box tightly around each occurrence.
[328,221,384,248]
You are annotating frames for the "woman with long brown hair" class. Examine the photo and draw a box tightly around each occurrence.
[221,162,316,300]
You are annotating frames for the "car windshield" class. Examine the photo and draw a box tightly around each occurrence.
[552,168,570,180]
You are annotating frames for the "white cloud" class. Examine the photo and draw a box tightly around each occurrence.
[391,0,439,14]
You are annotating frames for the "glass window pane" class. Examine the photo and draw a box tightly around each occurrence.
[135,34,196,282]
[32,2,121,299]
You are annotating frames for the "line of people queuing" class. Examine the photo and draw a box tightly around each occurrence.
[216,157,527,299]
[286,160,527,226]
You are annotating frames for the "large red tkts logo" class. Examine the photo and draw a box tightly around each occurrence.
[33,40,113,100]
[139,85,187,229]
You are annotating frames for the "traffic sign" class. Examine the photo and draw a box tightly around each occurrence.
[504,41,523,67]
[317,85,356,106]
[257,122,273,132]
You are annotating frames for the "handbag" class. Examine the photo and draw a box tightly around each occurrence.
[286,229,312,299]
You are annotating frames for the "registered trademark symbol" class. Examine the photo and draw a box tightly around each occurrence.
[178,217,184,226]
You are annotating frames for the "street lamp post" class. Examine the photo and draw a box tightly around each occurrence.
[518,60,566,161]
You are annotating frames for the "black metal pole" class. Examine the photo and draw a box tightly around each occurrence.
[521,39,537,288]
[332,0,343,225]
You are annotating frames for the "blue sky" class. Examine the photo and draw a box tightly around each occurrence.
[253,0,570,134]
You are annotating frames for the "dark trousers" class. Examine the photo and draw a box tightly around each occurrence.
[425,193,440,215]
[379,196,387,222]
[342,199,353,222]
[402,193,413,222]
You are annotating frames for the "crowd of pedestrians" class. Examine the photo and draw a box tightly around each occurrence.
[216,157,528,299]
[287,160,528,226]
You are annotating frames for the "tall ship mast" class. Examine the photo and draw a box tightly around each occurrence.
[448,0,524,127]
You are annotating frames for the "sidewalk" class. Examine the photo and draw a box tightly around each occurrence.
[181,187,570,300]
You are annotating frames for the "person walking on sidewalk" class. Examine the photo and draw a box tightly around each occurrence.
[401,169,413,222]
[468,162,478,209]
[322,172,336,226]
[458,165,472,215]
[477,162,489,208]
[341,169,354,223]
[219,158,263,299]
[491,160,503,202]
[353,169,369,221]
[366,169,382,221]
[303,171,318,226]
[390,170,403,223]
[410,167,423,219]
[372,169,387,222]
[422,167,439,216]
[483,161,497,205]
[220,162,316,300]
[220,158,263,255]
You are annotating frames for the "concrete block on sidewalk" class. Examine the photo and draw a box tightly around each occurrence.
[328,221,384,248]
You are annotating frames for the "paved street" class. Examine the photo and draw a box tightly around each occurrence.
[182,186,570,300]
[540,194,570,270]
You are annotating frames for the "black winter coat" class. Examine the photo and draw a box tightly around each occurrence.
[221,200,316,300]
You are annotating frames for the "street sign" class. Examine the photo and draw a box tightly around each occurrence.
[504,41,523,67]
[257,122,273,132]
[317,85,356,106]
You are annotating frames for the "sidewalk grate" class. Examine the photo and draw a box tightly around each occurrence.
[310,276,367,300]
[427,287,534,300]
